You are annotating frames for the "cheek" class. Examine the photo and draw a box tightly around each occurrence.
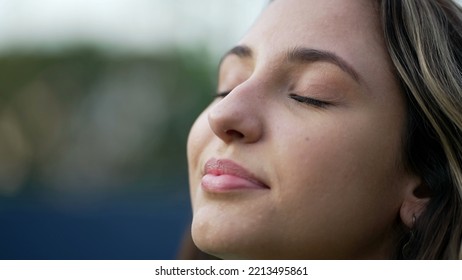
[270,112,406,242]
[187,110,210,168]
[187,108,214,207]
[276,114,404,198]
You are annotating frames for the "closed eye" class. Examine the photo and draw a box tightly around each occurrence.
[213,91,331,108]
[214,91,231,99]
[289,93,331,108]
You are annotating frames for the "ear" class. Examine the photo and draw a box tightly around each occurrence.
[399,174,431,229]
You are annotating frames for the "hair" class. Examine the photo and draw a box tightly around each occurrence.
[379,0,462,259]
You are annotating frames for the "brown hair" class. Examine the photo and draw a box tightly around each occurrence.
[380,0,462,259]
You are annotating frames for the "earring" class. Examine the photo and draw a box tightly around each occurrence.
[402,214,416,259]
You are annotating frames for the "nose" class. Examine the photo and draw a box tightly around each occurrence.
[207,90,263,144]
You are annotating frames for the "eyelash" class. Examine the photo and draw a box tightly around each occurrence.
[289,93,331,108]
[214,91,330,108]
[213,91,230,99]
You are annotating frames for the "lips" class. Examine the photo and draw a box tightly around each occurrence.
[201,158,269,192]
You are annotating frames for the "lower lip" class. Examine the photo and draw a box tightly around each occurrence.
[201,174,268,193]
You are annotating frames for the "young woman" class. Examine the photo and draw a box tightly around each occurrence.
[185,0,462,259]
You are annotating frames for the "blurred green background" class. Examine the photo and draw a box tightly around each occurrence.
[0,0,265,259]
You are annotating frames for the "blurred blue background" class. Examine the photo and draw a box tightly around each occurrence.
[0,0,266,259]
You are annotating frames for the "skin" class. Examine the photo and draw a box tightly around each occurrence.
[187,0,422,259]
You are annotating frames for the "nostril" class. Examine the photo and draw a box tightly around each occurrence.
[225,129,245,139]
[207,104,262,143]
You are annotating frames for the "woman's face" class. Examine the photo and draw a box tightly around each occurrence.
[187,0,416,259]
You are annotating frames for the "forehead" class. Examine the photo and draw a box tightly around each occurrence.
[247,0,381,43]
[236,0,394,93]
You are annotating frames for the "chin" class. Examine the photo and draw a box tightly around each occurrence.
[190,214,272,259]
[191,215,238,258]
[191,224,237,259]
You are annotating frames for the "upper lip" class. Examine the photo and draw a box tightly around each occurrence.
[203,158,270,189]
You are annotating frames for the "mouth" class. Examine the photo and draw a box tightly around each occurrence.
[201,158,270,193]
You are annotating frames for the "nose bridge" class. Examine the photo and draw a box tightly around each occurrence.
[207,77,265,144]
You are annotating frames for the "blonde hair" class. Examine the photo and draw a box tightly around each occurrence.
[380,0,462,259]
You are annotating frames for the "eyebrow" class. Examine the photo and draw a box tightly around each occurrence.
[219,45,361,84]
[287,47,361,83]
[226,45,253,58]
[218,45,253,67]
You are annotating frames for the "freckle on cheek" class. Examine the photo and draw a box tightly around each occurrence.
[305,137,310,141]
